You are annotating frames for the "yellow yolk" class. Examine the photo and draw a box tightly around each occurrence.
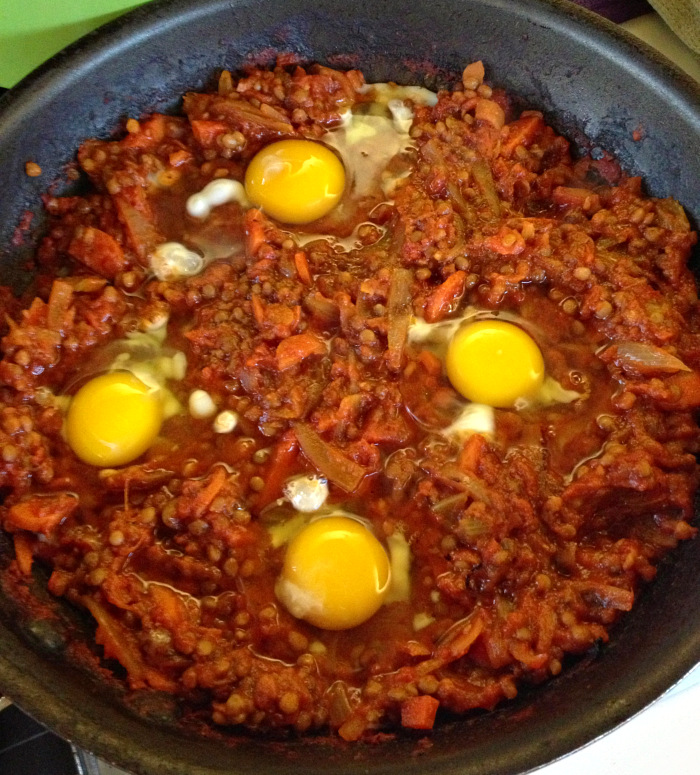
[275,516,391,630]
[65,372,163,467]
[244,139,345,224]
[446,320,545,408]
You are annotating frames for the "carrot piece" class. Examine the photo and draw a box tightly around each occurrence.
[191,465,227,518]
[294,251,312,285]
[250,294,265,326]
[190,119,228,148]
[149,583,188,629]
[169,149,193,167]
[255,430,299,510]
[483,226,526,256]
[552,186,602,213]
[401,695,440,730]
[424,270,466,323]
[13,533,34,576]
[121,114,168,149]
[660,371,700,410]
[458,434,488,474]
[6,493,78,536]
[501,115,544,157]
[46,279,75,333]
[245,208,267,258]
[83,597,176,692]
[338,712,370,742]
[113,192,163,261]
[417,349,443,377]
[68,225,129,279]
[276,333,327,371]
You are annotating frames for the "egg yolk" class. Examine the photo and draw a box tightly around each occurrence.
[275,516,391,630]
[244,139,345,224]
[446,320,545,408]
[65,372,163,467]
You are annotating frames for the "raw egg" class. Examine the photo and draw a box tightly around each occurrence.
[275,516,391,630]
[178,85,439,276]
[446,320,545,408]
[65,372,163,467]
[244,139,345,224]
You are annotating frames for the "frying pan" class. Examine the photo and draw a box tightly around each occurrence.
[0,0,699,773]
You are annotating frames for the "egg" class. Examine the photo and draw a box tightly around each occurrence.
[409,309,582,416]
[284,474,330,513]
[172,85,437,279]
[65,372,163,467]
[446,320,545,408]
[275,516,391,630]
[244,139,345,224]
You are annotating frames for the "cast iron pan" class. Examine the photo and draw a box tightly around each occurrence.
[0,1,699,773]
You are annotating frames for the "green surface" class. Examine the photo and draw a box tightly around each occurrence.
[0,0,153,88]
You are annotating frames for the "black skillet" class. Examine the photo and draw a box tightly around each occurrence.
[0,0,699,773]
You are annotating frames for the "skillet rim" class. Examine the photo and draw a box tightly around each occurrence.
[0,1,699,774]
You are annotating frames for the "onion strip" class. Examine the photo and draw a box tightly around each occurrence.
[294,423,367,493]
[614,341,691,374]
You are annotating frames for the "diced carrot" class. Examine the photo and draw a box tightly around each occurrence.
[362,405,412,446]
[255,431,299,510]
[149,583,188,629]
[294,251,312,285]
[483,226,526,255]
[190,119,228,148]
[250,294,265,326]
[68,225,129,279]
[121,114,167,149]
[400,695,440,730]
[276,332,327,370]
[6,493,78,536]
[501,115,544,157]
[552,186,602,214]
[338,712,370,742]
[417,349,443,377]
[169,149,194,167]
[46,279,75,333]
[245,208,267,258]
[424,270,466,323]
[191,465,227,518]
[84,597,177,692]
[13,533,34,576]
[457,433,487,474]
[660,371,700,410]
[113,191,163,260]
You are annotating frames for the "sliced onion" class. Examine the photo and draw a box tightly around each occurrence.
[614,341,691,374]
[387,268,413,373]
[294,423,367,493]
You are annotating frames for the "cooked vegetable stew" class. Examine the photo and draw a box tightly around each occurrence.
[0,61,698,740]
